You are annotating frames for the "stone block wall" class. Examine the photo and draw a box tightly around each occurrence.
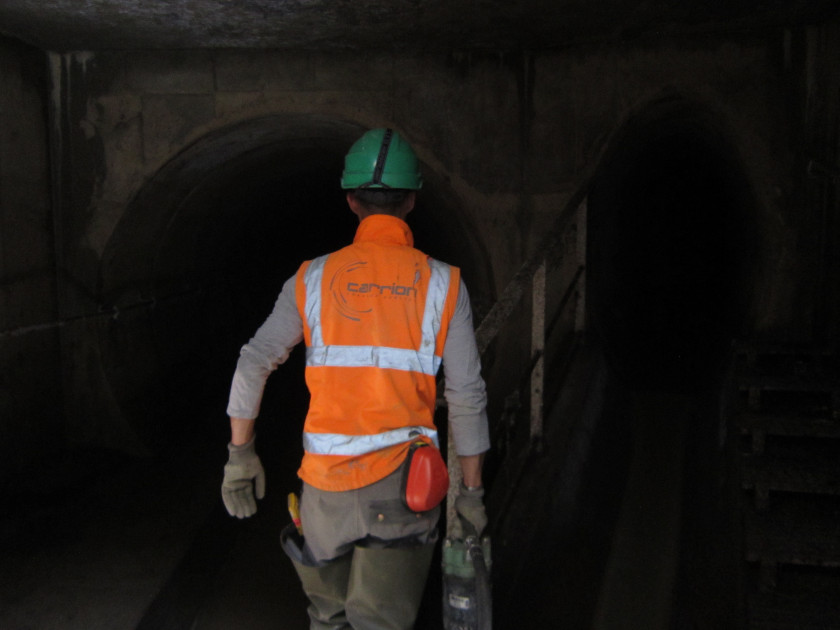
[1,26,830,463]
[0,36,61,480]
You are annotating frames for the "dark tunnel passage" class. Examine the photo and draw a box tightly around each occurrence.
[58,117,497,629]
[91,106,754,628]
[587,98,753,390]
[4,108,758,628]
[98,117,493,457]
[581,99,756,627]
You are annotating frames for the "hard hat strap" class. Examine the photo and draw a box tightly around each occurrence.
[365,127,394,189]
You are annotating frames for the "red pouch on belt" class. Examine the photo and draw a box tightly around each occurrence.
[401,441,450,513]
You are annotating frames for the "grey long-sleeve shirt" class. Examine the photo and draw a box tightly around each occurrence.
[227,272,491,457]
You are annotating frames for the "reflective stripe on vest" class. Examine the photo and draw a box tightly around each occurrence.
[306,345,440,375]
[301,253,451,457]
[302,254,328,348]
[302,254,450,375]
[303,426,440,456]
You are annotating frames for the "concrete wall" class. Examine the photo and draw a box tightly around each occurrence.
[800,20,840,345]
[0,36,61,480]
[0,23,828,467]
[53,40,793,297]
[48,36,800,451]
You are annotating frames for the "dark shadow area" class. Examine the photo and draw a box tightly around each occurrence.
[588,96,753,391]
[82,118,486,628]
[98,116,493,455]
[584,96,756,627]
[491,346,637,630]
[2,118,492,629]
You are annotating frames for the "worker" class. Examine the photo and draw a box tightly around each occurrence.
[221,127,490,629]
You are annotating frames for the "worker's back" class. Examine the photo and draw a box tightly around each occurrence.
[294,213,460,492]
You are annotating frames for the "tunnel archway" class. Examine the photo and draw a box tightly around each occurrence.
[587,95,755,389]
[583,95,758,625]
[97,115,493,452]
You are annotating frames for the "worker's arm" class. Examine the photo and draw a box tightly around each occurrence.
[221,422,264,519]
[459,452,485,489]
[443,278,491,536]
[455,451,489,536]
[442,278,490,460]
[227,274,303,421]
[222,274,303,519]
[230,417,256,446]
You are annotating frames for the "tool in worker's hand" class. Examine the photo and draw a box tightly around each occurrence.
[442,517,492,629]
[287,492,303,535]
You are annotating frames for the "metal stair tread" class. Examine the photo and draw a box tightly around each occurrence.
[734,342,836,356]
[741,452,840,495]
[747,596,840,630]
[736,346,840,628]
[746,565,840,630]
[738,412,840,438]
[744,500,840,566]
[738,373,840,393]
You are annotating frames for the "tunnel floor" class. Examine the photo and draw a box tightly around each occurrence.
[0,414,450,629]
[1,358,740,629]
[0,438,311,629]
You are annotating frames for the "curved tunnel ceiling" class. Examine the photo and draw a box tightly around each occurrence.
[98,116,494,449]
[1,0,838,52]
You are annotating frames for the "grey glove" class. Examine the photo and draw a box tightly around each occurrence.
[455,482,487,537]
[222,436,266,519]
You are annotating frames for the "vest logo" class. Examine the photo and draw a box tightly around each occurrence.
[346,282,417,297]
[330,260,420,321]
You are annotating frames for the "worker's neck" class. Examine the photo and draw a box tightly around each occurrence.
[356,209,409,222]
[346,191,415,222]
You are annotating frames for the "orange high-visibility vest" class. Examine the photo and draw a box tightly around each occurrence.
[295,214,460,491]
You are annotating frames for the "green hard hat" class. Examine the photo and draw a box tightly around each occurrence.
[341,128,423,190]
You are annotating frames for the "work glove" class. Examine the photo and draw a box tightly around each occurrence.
[455,482,487,537]
[221,436,266,519]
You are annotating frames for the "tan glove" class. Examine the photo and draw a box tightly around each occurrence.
[221,436,265,518]
[455,482,487,537]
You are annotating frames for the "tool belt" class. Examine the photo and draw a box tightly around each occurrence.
[401,440,449,513]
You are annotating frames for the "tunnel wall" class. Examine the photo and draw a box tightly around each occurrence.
[801,19,840,346]
[29,30,831,459]
[0,36,61,481]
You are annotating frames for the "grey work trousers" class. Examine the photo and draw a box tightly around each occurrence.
[281,462,441,629]
[298,461,441,564]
